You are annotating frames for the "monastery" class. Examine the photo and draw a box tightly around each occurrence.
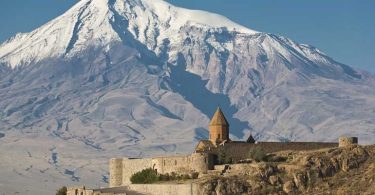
[67,107,358,195]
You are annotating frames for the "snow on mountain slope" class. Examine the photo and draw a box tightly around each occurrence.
[0,0,375,194]
[0,0,257,68]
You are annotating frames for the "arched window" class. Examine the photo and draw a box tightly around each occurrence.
[218,134,221,139]
[164,160,166,166]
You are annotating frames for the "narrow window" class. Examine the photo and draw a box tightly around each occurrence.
[175,160,177,165]
[218,134,221,139]
[164,160,165,166]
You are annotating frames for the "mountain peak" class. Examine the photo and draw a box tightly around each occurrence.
[0,0,258,68]
[127,0,259,34]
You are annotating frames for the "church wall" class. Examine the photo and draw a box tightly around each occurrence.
[209,125,229,143]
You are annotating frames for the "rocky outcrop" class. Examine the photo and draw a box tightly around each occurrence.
[198,145,374,195]
[199,177,250,195]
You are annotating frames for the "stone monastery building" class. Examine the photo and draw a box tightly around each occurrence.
[67,108,360,195]
[108,107,339,187]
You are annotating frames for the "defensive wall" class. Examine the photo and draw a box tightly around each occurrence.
[218,141,338,162]
[339,137,358,147]
[129,183,199,195]
[67,186,93,195]
[109,153,214,187]
[67,184,199,195]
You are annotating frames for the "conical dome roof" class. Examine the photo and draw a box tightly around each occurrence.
[246,134,256,143]
[209,107,229,126]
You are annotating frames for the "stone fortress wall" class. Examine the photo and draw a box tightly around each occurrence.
[109,158,123,187]
[67,186,93,195]
[221,141,339,162]
[109,153,214,187]
[339,137,358,147]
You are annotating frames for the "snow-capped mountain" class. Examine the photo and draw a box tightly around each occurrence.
[0,0,374,194]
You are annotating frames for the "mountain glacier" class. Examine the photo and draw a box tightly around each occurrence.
[0,0,375,194]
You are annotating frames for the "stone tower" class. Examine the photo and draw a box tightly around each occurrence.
[209,107,230,144]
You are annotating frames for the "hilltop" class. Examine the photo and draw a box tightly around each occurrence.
[197,145,375,194]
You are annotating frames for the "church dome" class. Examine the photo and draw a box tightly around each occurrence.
[209,107,229,126]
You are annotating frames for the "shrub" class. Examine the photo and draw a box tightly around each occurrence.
[170,172,177,180]
[247,146,266,162]
[182,174,191,180]
[158,173,170,181]
[217,147,232,164]
[131,169,199,183]
[264,154,287,162]
[191,172,199,179]
[56,186,67,195]
[130,168,158,184]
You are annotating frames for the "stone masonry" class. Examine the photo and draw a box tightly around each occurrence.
[109,153,214,187]
[339,137,358,147]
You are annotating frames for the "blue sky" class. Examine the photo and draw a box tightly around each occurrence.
[0,0,374,72]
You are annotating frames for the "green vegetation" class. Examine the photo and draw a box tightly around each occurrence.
[130,168,159,184]
[56,186,67,195]
[130,168,199,184]
[217,147,232,164]
[247,146,266,162]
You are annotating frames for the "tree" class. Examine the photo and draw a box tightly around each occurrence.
[56,186,67,195]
